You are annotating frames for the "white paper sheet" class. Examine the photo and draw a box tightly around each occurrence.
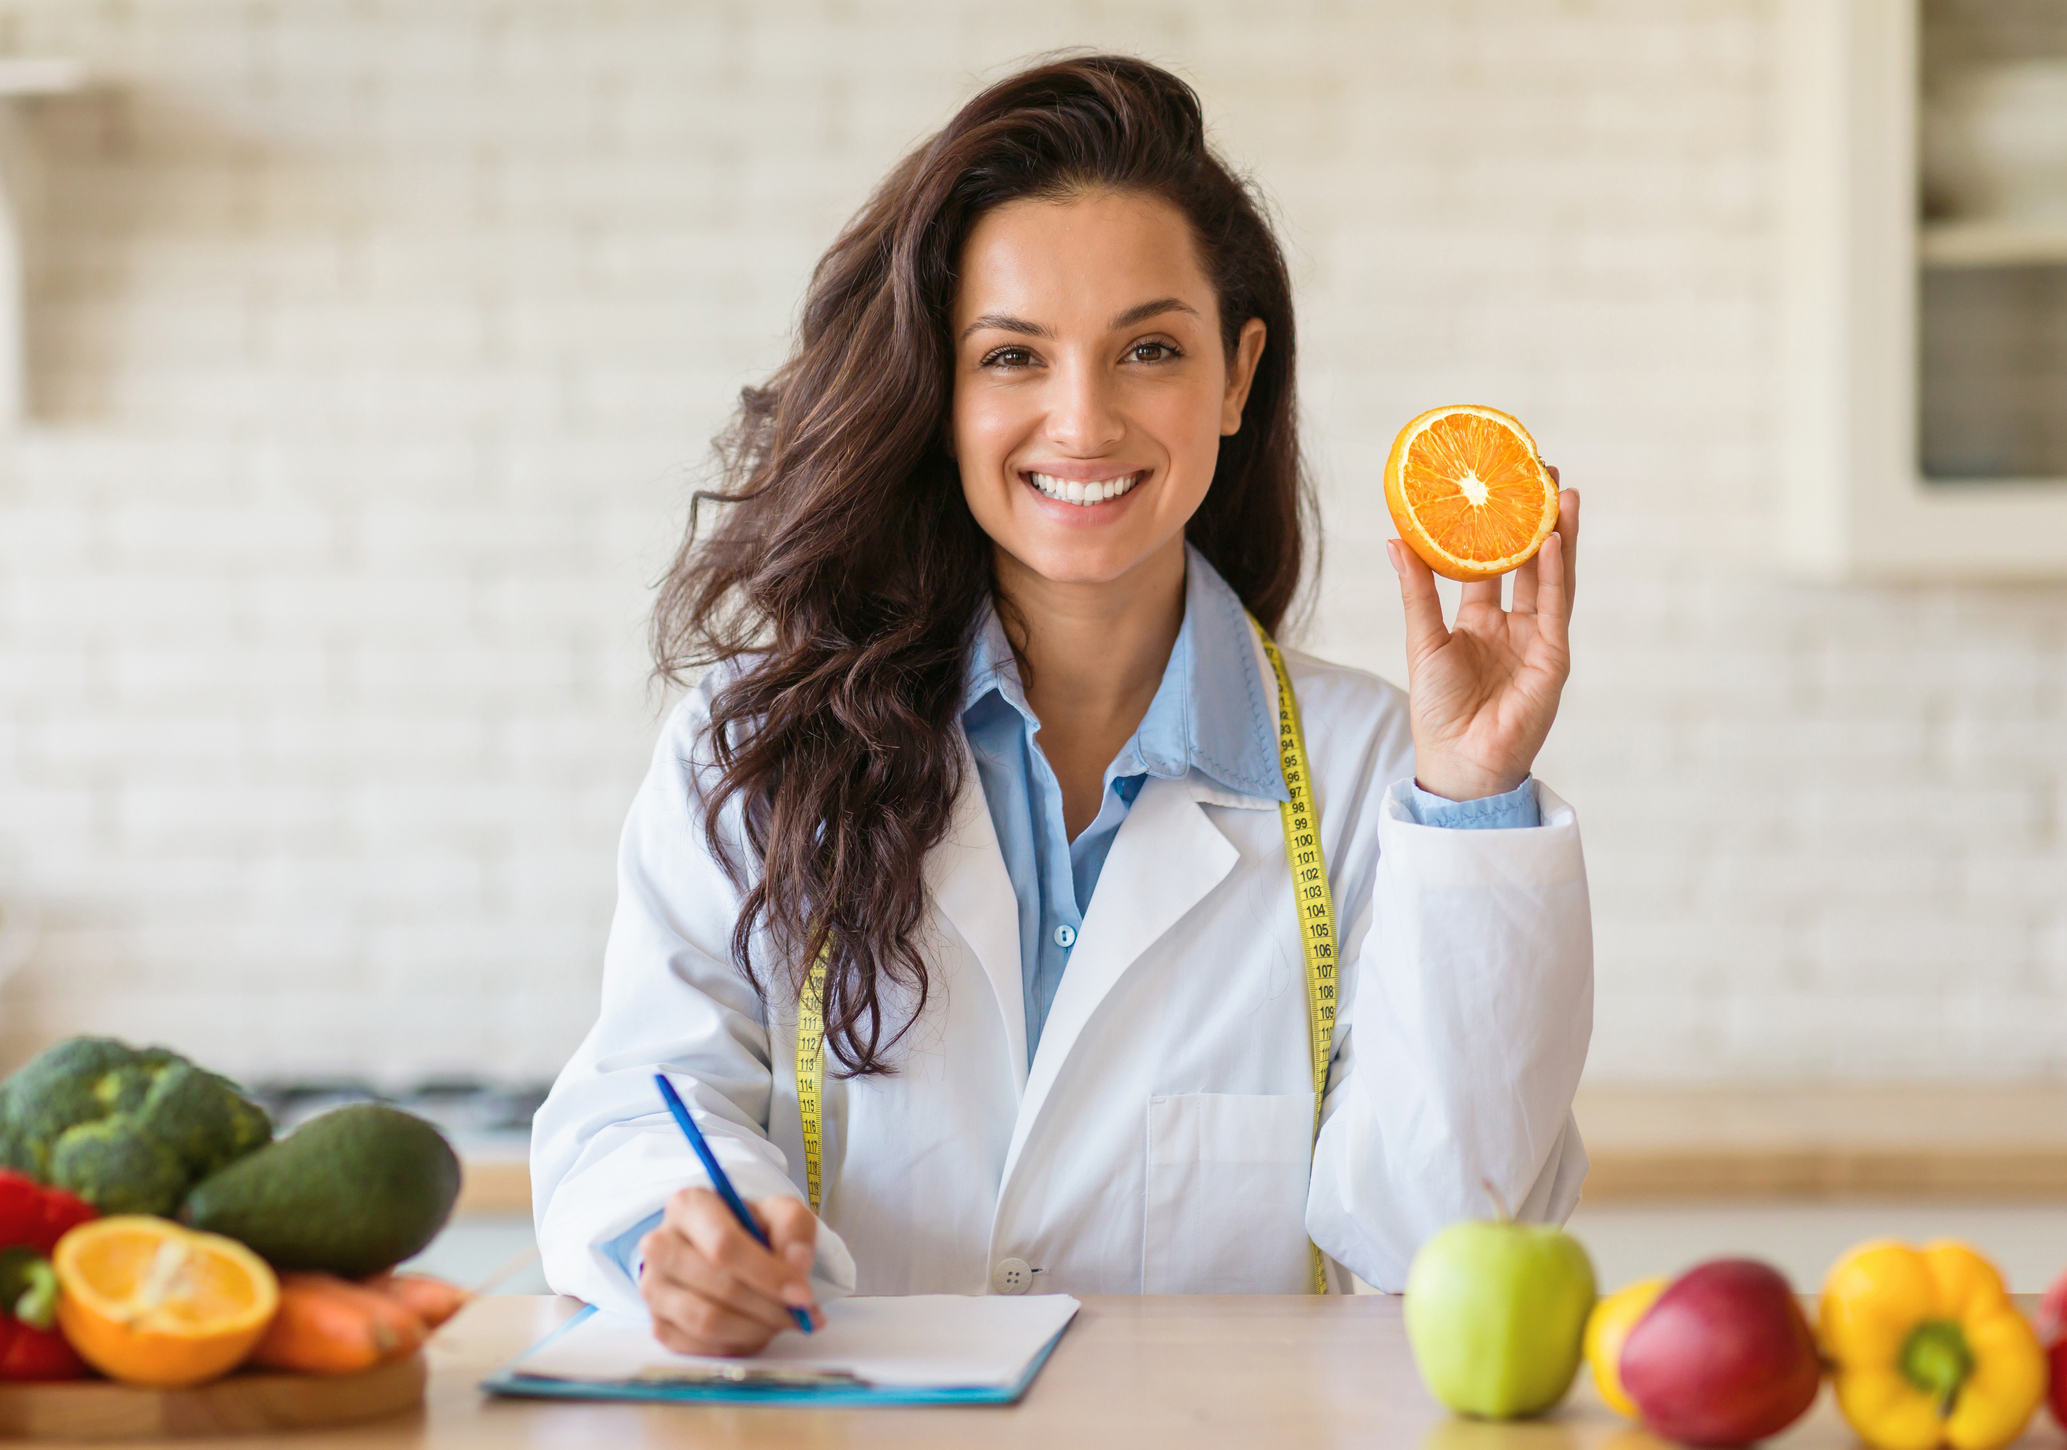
[512,1294,1081,1390]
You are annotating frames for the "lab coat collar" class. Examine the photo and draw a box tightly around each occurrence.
[960,546,1288,806]
[926,736,1030,1094]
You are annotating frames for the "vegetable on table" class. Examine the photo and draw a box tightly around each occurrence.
[1820,1239,2045,1450]
[0,1172,98,1380]
[0,1038,271,1217]
[364,1270,470,1330]
[249,1273,427,1375]
[182,1103,461,1279]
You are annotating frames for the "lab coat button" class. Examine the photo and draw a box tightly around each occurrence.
[991,1257,1033,1295]
[1053,924,1076,948]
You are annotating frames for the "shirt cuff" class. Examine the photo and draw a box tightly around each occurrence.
[603,1209,663,1286]
[1404,775,1541,830]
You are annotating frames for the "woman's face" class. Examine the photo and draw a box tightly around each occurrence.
[950,189,1266,592]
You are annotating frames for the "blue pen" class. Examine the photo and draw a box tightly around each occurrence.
[653,1072,814,1335]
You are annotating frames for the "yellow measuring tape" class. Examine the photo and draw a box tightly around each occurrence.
[796,943,830,1216]
[794,620,1339,1291]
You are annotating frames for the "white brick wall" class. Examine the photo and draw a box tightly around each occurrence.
[0,0,2062,1084]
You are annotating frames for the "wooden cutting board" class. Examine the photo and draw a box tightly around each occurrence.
[0,1352,425,1440]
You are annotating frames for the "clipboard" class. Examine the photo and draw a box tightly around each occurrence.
[482,1295,1080,1408]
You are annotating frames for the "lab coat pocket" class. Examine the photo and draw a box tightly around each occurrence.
[1143,1092,1315,1294]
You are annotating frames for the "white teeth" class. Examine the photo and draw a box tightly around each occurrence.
[1028,471,1142,506]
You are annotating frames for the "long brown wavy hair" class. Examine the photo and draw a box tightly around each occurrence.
[653,54,1313,1076]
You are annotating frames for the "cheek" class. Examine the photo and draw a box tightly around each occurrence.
[1140,377,1228,499]
[951,380,1028,472]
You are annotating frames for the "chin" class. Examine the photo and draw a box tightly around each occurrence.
[1010,534,1162,587]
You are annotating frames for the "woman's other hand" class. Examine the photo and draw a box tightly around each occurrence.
[638,1187,821,1356]
[1387,476,1580,802]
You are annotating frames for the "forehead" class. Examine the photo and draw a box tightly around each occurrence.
[952,190,1215,329]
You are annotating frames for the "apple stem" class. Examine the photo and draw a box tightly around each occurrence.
[1481,1176,1512,1223]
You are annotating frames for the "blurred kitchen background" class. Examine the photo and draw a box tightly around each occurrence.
[2,0,2066,1294]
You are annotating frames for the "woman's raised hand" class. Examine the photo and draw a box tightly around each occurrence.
[638,1187,821,1357]
[1386,478,1579,803]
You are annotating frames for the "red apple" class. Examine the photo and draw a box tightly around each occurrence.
[1618,1258,1822,1447]
[2042,1264,2067,1428]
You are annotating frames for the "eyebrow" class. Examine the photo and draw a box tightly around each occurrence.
[957,296,1200,343]
[959,312,1051,342]
[1109,297,1197,330]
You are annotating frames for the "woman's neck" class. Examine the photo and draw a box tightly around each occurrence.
[996,538,1187,838]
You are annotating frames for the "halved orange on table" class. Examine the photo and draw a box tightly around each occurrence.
[1384,404,1560,582]
[53,1216,279,1388]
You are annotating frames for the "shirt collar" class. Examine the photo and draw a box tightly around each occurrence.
[961,545,1287,803]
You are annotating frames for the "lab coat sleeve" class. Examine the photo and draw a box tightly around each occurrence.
[1306,777,1593,1293]
[529,684,858,1318]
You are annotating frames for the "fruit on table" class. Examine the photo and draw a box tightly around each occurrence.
[1384,405,1561,582]
[249,1272,428,1375]
[1583,1276,1665,1418]
[182,1102,460,1278]
[1821,1239,2043,1450]
[1404,1217,1597,1418]
[0,1171,100,1380]
[2039,1263,2067,1430]
[52,1215,279,1388]
[0,1038,271,1218]
[1619,1258,1821,1446]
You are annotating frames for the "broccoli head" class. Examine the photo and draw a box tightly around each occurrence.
[47,1118,189,1216]
[0,1037,272,1214]
[138,1062,273,1180]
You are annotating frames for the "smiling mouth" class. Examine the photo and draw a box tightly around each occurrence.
[1025,471,1145,507]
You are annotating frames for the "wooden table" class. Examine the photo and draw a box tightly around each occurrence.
[30,1294,2059,1448]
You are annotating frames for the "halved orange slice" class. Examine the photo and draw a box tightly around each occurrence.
[53,1216,279,1388]
[1384,405,1559,582]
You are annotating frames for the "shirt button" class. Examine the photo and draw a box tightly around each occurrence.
[1053,924,1076,949]
[992,1257,1033,1295]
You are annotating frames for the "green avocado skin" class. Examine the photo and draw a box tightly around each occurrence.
[181,1103,461,1279]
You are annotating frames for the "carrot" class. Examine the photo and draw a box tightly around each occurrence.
[248,1272,428,1375]
[363,1271,470,1329]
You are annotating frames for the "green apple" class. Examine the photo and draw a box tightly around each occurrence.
[1403,1218,1597,1419]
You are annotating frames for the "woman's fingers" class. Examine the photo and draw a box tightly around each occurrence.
[1510,552,1541,619]
[642,1256,784,1355]
[637,1188,821,1354]
[759,1197,820,1295]
[1388,539,1449,663]
[648,1224,800,1334]
[1459,577,1504,614]
[1510,476,1575,622]
[1529,530,1571,665]
[670,1188,815,1316]
[1554,486,1579,610]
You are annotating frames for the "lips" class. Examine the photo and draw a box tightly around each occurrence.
[1025,470,1143,507]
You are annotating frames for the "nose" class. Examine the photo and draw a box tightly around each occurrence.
[1045,355,1124,456]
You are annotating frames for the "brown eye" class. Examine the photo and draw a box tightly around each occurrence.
[1130,342,1176,363]
[982,347,1034,369]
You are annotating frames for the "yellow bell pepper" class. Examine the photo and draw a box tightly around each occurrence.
[1819,1240,2046,1450]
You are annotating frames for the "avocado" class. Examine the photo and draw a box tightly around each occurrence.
[181,1102,461,1278]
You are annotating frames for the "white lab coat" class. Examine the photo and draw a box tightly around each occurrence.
[531,640,1593,1317]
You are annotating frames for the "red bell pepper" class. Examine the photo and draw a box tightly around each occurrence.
[0,1171,97,1380]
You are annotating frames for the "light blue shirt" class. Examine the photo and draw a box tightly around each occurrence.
[962,546,1538,1063]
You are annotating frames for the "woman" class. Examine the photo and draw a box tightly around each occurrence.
[532,55,1591,1355]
